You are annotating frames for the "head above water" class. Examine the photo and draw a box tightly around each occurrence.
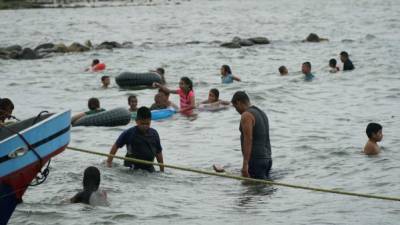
[179,77,193,92]
[0,98,14,122]
[302,62,312,75]
[83,166,100,192]
[220,65,232,76]
[92,59,100,66]
[340,51,349,62]
[366,122,383,140]
[329,58,337,68]
[278,66,288,75]
[231,91,250,114]
[208,88,220,102]
[156,68,165,75]
[88,97,100,111]
[101,76,110,87]
[128,95,138,110]
[136,106,152,133]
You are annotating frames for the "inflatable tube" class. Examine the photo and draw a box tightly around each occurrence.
[116,72,162,88]
[151,108,176,121]
[73,107,131,127]
[93,63,106,72]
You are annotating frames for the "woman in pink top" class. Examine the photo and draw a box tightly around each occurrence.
[154,77,195,115]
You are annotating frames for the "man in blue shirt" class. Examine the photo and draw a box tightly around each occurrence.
[106,106,164,172]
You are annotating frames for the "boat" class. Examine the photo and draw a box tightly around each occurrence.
[0,111,71,225]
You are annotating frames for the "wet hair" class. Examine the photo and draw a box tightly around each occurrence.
[156,68,165,75]
[209,88,220,100]
[92,59,100,65]
[158,88,170,97]
[221,65,232,75]
[278,66,287,74]
[366,123,382,138]
[180,77,193,91]
[340,51,349,58]
[0,98,14,111]
[303,62,312,69]
[136,106,151,121]
[83,166,100,192]
[329,59,337,67]
[88,97,100,110]
[128,95,137,103]
[231,91,250,104]
[101,75,110,81]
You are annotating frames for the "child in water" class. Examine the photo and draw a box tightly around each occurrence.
[329,59,340,73]
[153,77,195,115]
[198,89,230,111]
[363,123,383,155]
[128,95,138,120]
[150,90,178,111]
[70,166,109,206]
[220,65,241,83]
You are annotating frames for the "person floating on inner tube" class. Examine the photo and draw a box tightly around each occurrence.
[153,77,196,116]
[71,97,106,125]
[150,89,178,111]
[220,65,241,84]
[86,59,106,72]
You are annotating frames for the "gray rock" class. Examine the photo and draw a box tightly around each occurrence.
[232,36,242,43]
[68,42,90,52]
[248,37,270,44]
[122,41,133,48]
[34,43,55,52]
[304,33,328,42]
[19,48,39,60]
[0,49,10,59]
[5,45,22,52]
[239,39,255,46]
[54,43,68,53]
[84,40,93,49]
[220,42,242,48]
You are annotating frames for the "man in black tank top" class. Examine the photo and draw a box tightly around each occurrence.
[231,91,272,179]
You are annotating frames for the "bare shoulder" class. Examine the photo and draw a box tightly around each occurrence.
[363,141,380,155]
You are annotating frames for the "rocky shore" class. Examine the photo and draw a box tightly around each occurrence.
[0,41,133,60]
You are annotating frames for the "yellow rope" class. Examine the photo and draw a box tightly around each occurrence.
[67,146,400,202]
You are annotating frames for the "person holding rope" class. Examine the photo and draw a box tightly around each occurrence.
[106,106,164,172]
[231,91,272,179]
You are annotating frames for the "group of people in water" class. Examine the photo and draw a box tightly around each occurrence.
[278,51,355,79]
[0,49,383,206]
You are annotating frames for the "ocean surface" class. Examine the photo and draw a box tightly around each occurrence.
[1,0,400,224]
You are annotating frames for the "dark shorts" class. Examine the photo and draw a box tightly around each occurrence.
[248,158,272,179]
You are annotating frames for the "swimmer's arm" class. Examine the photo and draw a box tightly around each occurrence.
[219,100,231,105]
[71,112,85,125]
[241,112,254,177]
[155,152,164,172]
[106,144,119,167]
[153,83,177,94]
[233,75,241,82]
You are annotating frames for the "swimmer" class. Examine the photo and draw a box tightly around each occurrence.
[71,98,105,125]
[128,95,138,120]
[200,88,230,105]
[302,62,314,81]
[70,166,109,206]
[101,75,110,88]
[86,59,106,72]
[329,58,340,73]
[278,66,288,76]
[0,98,14,125]
[153,77,195,115]
[340,51,355,71]
[220,65,241,84]
[150,90,178,110]
[363,123,383,155]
